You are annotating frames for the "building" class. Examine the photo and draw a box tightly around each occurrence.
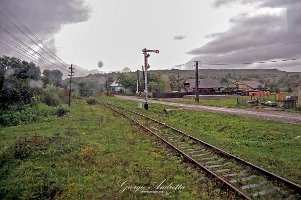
[233,80,263,91]
[110,80,124,92]
[181,79,223,93]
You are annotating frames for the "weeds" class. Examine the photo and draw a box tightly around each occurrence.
[55,106,69,117]
[86,97,99,105]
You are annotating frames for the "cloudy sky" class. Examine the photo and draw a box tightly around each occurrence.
[0,0,300,73]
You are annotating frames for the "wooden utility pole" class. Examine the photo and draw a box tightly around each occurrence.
[177,72,180,91]
[105,74,109,96]
[68,64,74,106]
[195,61,199,103]
[136,69,140,95]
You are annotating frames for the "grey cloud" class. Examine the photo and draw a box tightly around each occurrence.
[0,0,90,40]
[0,0,91,73]
[188,0,301,71]
[122,67,131,72]
[213,0,258,8]
[214,0,301,10]
[173,35,186,40]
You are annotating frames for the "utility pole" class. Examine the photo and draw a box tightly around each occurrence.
[142,48,159,110]
[104,74,109,96]
[136,69,140,95]
[195,61,199,103]
[68,64,74,106]
[177,71,180,91]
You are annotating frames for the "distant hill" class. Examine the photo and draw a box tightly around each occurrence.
[39,64,102,79]
[63,68,301,95]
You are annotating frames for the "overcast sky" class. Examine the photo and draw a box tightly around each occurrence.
[0,0,300,73]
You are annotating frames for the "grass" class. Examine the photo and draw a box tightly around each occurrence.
[0,99,230,199]
[154,94,301,111]
[103,96,301,185]
[160,98,241,108]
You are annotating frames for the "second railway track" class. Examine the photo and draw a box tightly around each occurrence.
[103,103,301,200]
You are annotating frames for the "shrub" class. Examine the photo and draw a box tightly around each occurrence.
[33,103,55,117]
[55,106,69,117]
[14,137,33,160]
[0,109,38,126]
[79,145,97,164]
[86,97,98,105]
[41,84,64,106]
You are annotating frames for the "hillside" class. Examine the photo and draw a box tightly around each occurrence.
[63,68,301,95]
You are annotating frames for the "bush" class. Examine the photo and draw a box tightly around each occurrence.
[0,103,56,126]
[0,109,38,126]
[33,103,55,117]
[86,97,98,105]
[55,106,69,117]
[41,84,64,106]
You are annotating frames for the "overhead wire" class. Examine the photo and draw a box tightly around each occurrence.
[0,34,49,64]
[0,3,69,66]
[0,25,62,68]
[0,40,49,68]
[0,9,65,67]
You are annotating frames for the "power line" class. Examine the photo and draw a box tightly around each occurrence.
[0,25,62,68]
[0,3,69,66]
[0,40,48,68]
[0,34,48,65]
[0,7,67,68]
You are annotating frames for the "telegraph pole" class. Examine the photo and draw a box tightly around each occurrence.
[136,69,140,95]
[104,74,109,96]
[68,64,74,106]
[142,48,159,110]
[195,61,199,103]
[177,71,180,91]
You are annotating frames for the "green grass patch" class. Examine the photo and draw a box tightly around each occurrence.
[103,96,301,185]
[0,99,228,199]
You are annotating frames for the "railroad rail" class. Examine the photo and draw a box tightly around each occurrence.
[103,103,301,200]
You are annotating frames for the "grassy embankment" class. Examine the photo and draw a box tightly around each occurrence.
[104,96,301,185]
[0,99,230,199]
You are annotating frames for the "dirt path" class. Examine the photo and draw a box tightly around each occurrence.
[116,95,301,124]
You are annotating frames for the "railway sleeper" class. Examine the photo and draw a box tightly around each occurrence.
[241,182,265,190]
[252,187,277,197]
[230,175,258,184]
[206,162,232,169]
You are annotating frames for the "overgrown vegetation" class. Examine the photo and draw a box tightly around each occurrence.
[0,56,68,126]
[55,106,69,117]
[86,97,98,105]
[0,99,228,199]
[104,96,301,184]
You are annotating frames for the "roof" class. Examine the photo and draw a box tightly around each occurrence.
[234,80,262,89]
[184,79,222,89]
[110,80,121,87]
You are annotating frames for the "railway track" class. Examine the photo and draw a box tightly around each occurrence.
[103,103,301,200]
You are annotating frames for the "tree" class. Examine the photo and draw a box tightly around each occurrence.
[117,74,136,94]
[42,69,63,87]
[0,56,41,109]
[79,82,94,97]
[149,82,165,93]
[220,78,230,86]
